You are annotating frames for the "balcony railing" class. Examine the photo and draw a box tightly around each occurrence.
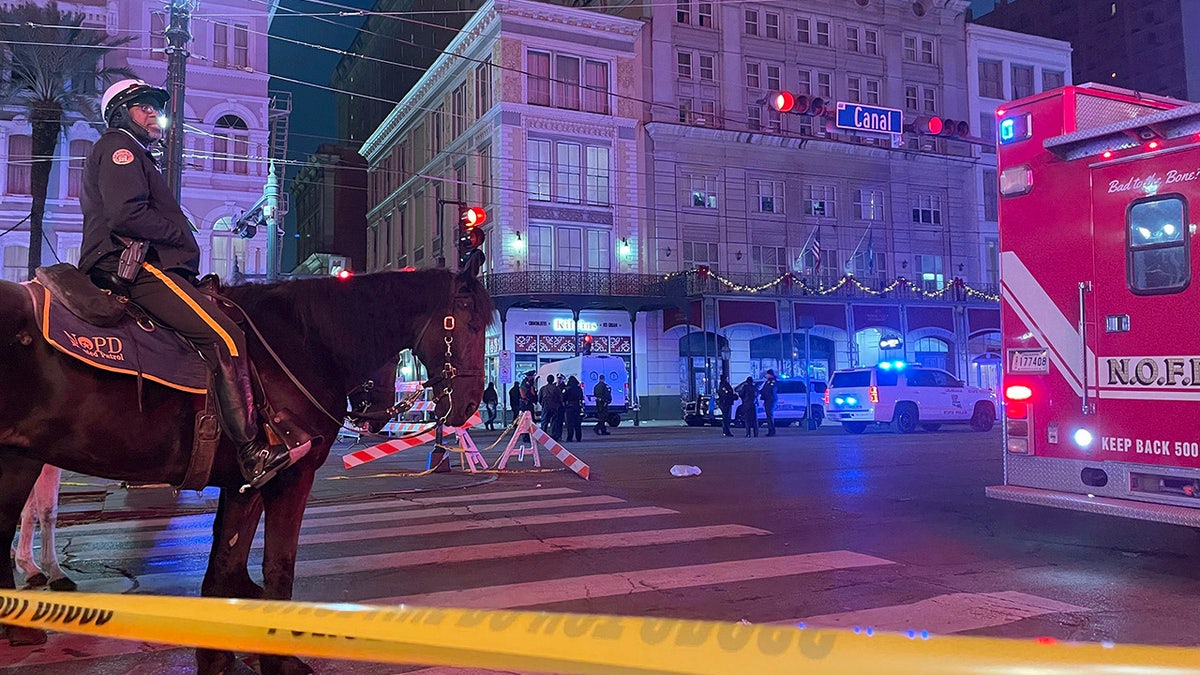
[483,271,687,299]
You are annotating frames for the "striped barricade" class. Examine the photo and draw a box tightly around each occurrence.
[342,412,481,469]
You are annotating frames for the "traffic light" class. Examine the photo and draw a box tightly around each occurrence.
[456,205,487,269]
[582,333,593,355]
[907,115,970,138]
[768,92,826,117]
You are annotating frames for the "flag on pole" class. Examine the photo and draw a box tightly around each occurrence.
[812,237,822,273]
[866,228,875,275]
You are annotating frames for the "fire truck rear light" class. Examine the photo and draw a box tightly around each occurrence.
[1007,437,1030,454]
[1102,150,1113,159]
[1006,402,1028,419]
[869,386,879,404]
[999,165,1033,196]
[1148,140,1160,150]
[1005,385,1033,401]
[1073,428,1095,448]
[1006,418,1029,437]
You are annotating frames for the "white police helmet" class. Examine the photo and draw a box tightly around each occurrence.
[101,79,169,126]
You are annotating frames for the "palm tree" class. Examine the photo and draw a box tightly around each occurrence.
[0,2,134,279]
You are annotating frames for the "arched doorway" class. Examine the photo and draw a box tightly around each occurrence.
[912,336,953,374]
[968,331,1002,397]
[854,327,904,368]
[678,332,729,400]
[748,333,835,382]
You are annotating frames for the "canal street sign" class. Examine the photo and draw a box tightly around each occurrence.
[835,102,903,135]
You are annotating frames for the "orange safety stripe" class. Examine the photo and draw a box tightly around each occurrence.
[142,262,239,357]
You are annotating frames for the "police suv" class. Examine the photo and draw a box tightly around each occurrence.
[825,362,996,434]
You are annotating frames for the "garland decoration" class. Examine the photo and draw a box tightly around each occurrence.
[663,266,1000,302]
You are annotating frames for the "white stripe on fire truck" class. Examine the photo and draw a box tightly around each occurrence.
[999,251,1098,393]
[1097,389,1200,401]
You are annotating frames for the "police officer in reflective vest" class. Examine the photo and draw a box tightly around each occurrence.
[78,78,310,490]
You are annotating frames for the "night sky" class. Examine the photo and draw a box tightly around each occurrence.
[268,0,372,269]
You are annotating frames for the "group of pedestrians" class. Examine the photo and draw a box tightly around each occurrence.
[492,371,613,442]
[715,369,778,438]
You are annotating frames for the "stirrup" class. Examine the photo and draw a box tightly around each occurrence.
[238,439,312,493]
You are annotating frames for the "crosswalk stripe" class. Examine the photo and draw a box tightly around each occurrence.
[59,496,625,547]
[55,487,584,535]
[125,525,773,590]
[790,591,1089,635]
[370,550,896,609]
[76,506,681,561]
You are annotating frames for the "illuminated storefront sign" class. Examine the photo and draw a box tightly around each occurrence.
[551,317,599,333]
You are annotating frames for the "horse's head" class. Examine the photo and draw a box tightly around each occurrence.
[412,258,493,428]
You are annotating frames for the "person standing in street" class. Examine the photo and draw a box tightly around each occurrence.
[563,375,585,442]
[593,375,612,435]
[716,375,736,437]
[760,369,778,436]
[482,382,498,431]
[539,375,564,440]
[736,376,759,437]
[507,381,521,426]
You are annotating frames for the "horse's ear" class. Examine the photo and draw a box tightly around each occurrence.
[459,249,485,279]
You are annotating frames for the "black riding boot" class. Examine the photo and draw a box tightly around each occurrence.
[213,349,310,490]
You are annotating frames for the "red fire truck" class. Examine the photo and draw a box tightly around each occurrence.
[989,83,1200,525]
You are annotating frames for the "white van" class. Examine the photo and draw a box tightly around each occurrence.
[730,377,827,429]
[536,354,629,426]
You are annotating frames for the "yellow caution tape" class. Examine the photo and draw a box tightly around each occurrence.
[1,589,1198,674]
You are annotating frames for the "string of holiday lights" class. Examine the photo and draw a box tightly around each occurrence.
[662,267,1001,302]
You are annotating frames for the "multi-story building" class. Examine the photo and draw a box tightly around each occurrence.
[1,0,279,282]
[290,144,368,273]
[972,0,1200,101]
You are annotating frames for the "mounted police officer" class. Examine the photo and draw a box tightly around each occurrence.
[78,78,309,490]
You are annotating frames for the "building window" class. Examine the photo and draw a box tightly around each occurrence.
[678,51,693,79]
[978,59,1003,99]
[982,169,998,221]
[797,17,811,44]
[554,55,581,110]
[676,0,689,23]
[67,139,92,198]
[744,9,758,36]
[528,225,553,270]
[865,28,878,55]
[816,71,833,99]
[475,58,492,117]
[687,174,718,209]
[766,64,781,91]
[698,54,715,81]
[911,194,942,225]
[213,115,248,175]
[478,145,492,205]
[846,25,860,52]
[234,23,248,67]
[854,189,884,221]
[699,98,717,126]
[150,12,166,61]
[815,20,830,46]
[765,12,779,39]
[5,135,31,195]
[748,105,761,130]
[583,60,609,114]
[527,51,551,105]
[767,109,783,133]
[678,98,693,123]
[527,139,551,201]
[586,146,610,205]
[751,245,785,276]
[1012,64,1034,99]
[979,112,996,153]
[557,227,583,270]
[915,254,944,292]
[3,245,28,282]
[757,179,784,213]
[210,232,247,282]
[212,23,248,67]
[847,76,861,103]
[556,143,582,204]
[451,82,467,137]
[213,22,227,65]
[745,61,760,89]
[903,35,916,61]
[865,78,881,105]
[587,229,610,271]
[905,84,918,111]
[923,86,936,113]
[683,241,718,271]
[797,69,811,95]
[920,37,935,64]
[1042,69,1065,91]
[698,2,713,27]
[429,105,444,155]
[804,185,835,217]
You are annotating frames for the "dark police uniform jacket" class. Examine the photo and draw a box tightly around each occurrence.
[79,128,200,277]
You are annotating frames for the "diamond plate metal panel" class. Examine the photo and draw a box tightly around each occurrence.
[1073,92,1165,131]
[1001,454,1200,511]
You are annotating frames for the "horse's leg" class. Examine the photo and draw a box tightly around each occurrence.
[12,489,43,588]
[257,465,318,675]
[33,467,74,591]
[195,487,265,675]
[0,455,49,646]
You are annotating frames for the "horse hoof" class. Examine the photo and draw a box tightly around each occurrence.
[7,626,48,647]
[22,573,48,589]
[49,577,77,592]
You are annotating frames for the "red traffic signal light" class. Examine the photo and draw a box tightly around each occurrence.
[770,92,795,113]
[460,205,487,228]
[768,92,826,117]
[909,115,970,138]
[582,333,593,355]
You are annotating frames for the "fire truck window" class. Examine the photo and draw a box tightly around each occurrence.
[1128,196,1188,294]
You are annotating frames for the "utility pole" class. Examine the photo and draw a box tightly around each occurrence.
[265,161,279,280]
[163,0,196,202]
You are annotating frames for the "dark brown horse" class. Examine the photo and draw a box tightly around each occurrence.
[0,263,492,674]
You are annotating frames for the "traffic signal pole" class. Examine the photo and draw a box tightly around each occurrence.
[164,0,196,203]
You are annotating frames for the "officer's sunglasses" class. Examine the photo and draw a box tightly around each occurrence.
[130,103,163,116]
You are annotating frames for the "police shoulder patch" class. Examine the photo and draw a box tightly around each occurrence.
[111,148,135,165]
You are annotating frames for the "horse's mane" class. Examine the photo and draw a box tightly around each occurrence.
[223,269,493,382]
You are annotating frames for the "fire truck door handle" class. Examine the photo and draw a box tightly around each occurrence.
[1079,280,1094,415]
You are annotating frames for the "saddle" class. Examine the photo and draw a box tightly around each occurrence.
[25,263,303,491]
